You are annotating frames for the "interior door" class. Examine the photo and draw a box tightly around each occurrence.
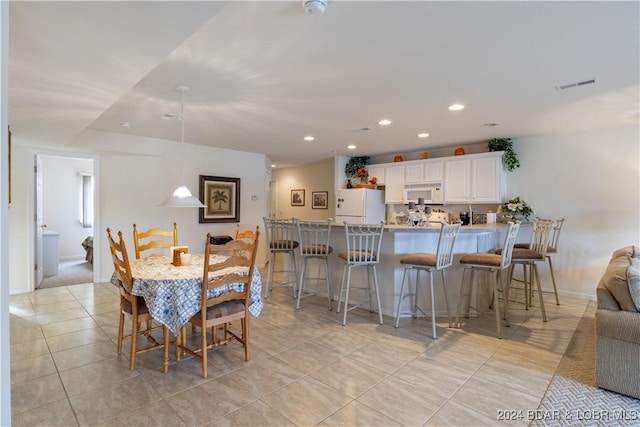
[35,155,44,287]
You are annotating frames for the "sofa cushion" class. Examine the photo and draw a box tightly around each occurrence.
[611,245,640,259]
[600,252,637,312]
[627,256,640,311]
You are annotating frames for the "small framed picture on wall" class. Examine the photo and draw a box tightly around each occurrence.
[291,189,305,206]
[312,191,328,209]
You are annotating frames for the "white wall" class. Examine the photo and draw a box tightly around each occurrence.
[507,125,639,300]
[9,129,269,293]
[42,156,93,259]
[271,157,335,220]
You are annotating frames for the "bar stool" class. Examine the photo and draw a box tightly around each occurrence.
[395,222,461,339]
[337,221,385,326]
[295,218,333,310]
[544,218,565,305]
[454,222,520,339]
[506,219,554,322]
[263,217,299,299]
[515,218,564,305]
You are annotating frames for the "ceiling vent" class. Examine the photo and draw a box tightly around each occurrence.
[555,78,598,91]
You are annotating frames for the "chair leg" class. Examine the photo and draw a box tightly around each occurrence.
[367,267,374,312]
[547,256,560,305]
[296,258,307,310]
[372,266,383,325]
[117,312,125,355]
[454,268,467,328]
[395,267,410,328]
[242,317,249,361]
[325,257,333,311]
[534,264,547,322]
[264,252,276,299]
[289,251,299,299]
[492,271,502,339]
[441,270,452,328]
[201,321,208,379]
[504,265,513,327]
[162,326,169,374]
[466,269,475,318]
[342,266,352,326]
[337,265,347,314]
[129,316,138,370]
[429,270,436,339]
[413,270,420,318]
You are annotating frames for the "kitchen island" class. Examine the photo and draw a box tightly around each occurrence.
[326,222,511,321]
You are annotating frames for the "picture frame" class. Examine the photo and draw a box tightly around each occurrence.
[291,189,305,206]
[312,191,328,209]
[199,175,240,223]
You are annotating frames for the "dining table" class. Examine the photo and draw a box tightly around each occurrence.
[113,253,263,337]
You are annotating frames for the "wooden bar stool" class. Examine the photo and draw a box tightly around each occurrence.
[394,222,461,339]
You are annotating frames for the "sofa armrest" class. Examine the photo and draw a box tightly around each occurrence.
[596,308,640,344]
[597,281,620,311]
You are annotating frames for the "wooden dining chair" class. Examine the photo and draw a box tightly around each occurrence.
[176,229,260,378]
[106,227,169,372]
[132,222,178,259]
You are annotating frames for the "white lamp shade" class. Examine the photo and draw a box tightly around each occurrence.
[160,185,205,208]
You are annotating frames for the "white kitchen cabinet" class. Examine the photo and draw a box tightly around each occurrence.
[367,164,386,185]
[404,160,443,184]
[384,165,405,203]
[444,159,471,203]
[444,152,505,204]
[471,154,504,202]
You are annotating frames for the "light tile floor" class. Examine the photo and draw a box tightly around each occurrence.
[10,274,590,426]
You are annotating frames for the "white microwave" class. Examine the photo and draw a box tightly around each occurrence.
[403,184,443,204]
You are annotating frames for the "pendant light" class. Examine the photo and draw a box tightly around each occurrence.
[160,86,206,208]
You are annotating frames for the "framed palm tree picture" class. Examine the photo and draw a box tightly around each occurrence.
[199,175,240,223]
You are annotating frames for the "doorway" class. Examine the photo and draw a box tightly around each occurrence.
[35,154,95,289]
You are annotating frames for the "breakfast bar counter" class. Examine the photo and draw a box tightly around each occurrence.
[327,222,510,320]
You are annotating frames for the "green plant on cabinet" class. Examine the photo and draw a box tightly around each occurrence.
[488,138,520,172]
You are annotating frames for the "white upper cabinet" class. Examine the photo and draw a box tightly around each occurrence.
[384,165,405,203]
[404,159,443,184]
[444,152,505,204]
[471,155,504,202]
[444,159,471,203]
[367,164,386,185]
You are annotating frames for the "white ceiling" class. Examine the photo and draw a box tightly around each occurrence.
[8,1,639,167]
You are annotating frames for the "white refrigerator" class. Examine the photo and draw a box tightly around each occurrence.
[335,188,386,224]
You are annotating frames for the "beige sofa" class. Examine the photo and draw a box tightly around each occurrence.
[595,246,640,399]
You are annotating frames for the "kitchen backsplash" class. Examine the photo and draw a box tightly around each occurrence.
[386,203,501,225]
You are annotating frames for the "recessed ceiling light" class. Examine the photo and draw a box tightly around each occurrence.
[378,119,392,126]
[482,123,499,127]
[163,113,176,119]
[448,104,465,111]
[120,121,130,129]
[304,136,315,141]
[347,145,357,150]
[418,133,429,138]
[271,164,276,168]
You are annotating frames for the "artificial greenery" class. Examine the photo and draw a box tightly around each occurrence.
[488,138,520,172]
[345,156,370,178]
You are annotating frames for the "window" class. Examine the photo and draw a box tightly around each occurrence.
[81,174,93,228]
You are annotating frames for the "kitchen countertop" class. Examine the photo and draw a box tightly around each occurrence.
[332,222,507,233]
